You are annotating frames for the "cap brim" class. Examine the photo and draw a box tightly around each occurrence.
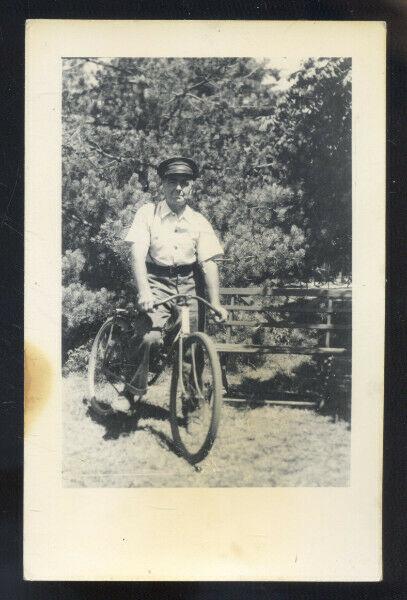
[157,157,199,179]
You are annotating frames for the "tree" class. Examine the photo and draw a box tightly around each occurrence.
[268,58,352,279]
[62,57,351,359]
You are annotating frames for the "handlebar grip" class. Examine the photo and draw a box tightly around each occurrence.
[135,293,226,320]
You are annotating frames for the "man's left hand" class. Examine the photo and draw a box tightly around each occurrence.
[212,304,229,323]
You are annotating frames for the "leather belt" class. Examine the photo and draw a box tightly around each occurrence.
[146,262,195,278]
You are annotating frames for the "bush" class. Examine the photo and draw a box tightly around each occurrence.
[63,341,92,376]
[62,283,116,360]
[62,248,86,285]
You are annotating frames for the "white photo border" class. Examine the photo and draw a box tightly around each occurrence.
[25,20,385,581]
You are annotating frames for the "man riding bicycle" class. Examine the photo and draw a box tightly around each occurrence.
[113,156,228,413]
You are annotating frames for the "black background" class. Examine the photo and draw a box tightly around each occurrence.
[0,1,406,598]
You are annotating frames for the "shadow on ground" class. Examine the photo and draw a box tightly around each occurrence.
[86,400,186,459]
[230,361,319,398]
[64,374,351,487]
[228,359,351,422]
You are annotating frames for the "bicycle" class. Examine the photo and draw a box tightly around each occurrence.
[88,293,224,464]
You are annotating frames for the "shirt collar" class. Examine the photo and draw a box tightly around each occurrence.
[160,200,194,224]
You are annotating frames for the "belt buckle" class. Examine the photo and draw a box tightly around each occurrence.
[169,265,176,277]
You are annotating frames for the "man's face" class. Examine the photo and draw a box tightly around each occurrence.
[162,174,194,213]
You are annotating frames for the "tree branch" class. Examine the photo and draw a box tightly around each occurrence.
[62,61,85,72]
[253,162,275,169]
[240,65,262,80]
[163,79,210,105]
[186,92,214,106]
[81,58,145,76]
[185,96,204,114]
[86,138,127,162]
[62,206,92,227]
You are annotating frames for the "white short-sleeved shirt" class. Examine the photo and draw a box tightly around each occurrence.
[125,200,224,266]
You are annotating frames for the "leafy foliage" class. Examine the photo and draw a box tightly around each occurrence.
[62,283,115,357]
[62,57,351,358]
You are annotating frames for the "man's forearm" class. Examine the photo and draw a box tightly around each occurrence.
[131,246,155,312]
[130,246,150,294]
[201,259,221,305]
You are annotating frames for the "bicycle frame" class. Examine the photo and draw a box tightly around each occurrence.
[177,304,201,400]
[107,293,222,394]
[154,293,222,398]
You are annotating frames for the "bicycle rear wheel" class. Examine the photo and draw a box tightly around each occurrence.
[88,317,134,416]
[169,332,222,464]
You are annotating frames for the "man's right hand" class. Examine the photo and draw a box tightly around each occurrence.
[137,288,155,313]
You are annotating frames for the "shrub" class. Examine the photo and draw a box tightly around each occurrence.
[62,283,116,360]
[63,341,92,375]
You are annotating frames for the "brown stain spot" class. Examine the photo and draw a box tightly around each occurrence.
[25,342,53,432]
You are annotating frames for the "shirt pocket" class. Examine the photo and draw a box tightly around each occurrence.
[175,228,197,255]
[150,223,165,251]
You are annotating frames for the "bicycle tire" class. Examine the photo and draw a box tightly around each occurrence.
[169,332,222,464]
[88,316,132,417]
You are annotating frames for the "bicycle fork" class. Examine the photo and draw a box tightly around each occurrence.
[178,305,202,400]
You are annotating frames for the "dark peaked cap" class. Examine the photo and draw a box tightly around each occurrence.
[157,157,199,180]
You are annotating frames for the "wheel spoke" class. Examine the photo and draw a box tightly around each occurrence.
[89,318,136,415]
[170,333,222,463]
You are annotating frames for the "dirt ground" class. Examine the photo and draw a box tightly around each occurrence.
[62,372,350,488]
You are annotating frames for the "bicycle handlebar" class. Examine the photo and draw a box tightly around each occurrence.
[152,293,224,319]
[124,283,225,320]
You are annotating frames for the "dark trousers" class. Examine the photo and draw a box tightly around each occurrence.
[130,271,199,393]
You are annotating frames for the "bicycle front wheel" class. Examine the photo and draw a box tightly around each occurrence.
[169,332,222,464]
[88,317,133,416]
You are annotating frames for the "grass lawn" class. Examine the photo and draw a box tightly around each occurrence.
[63,370,351,488]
